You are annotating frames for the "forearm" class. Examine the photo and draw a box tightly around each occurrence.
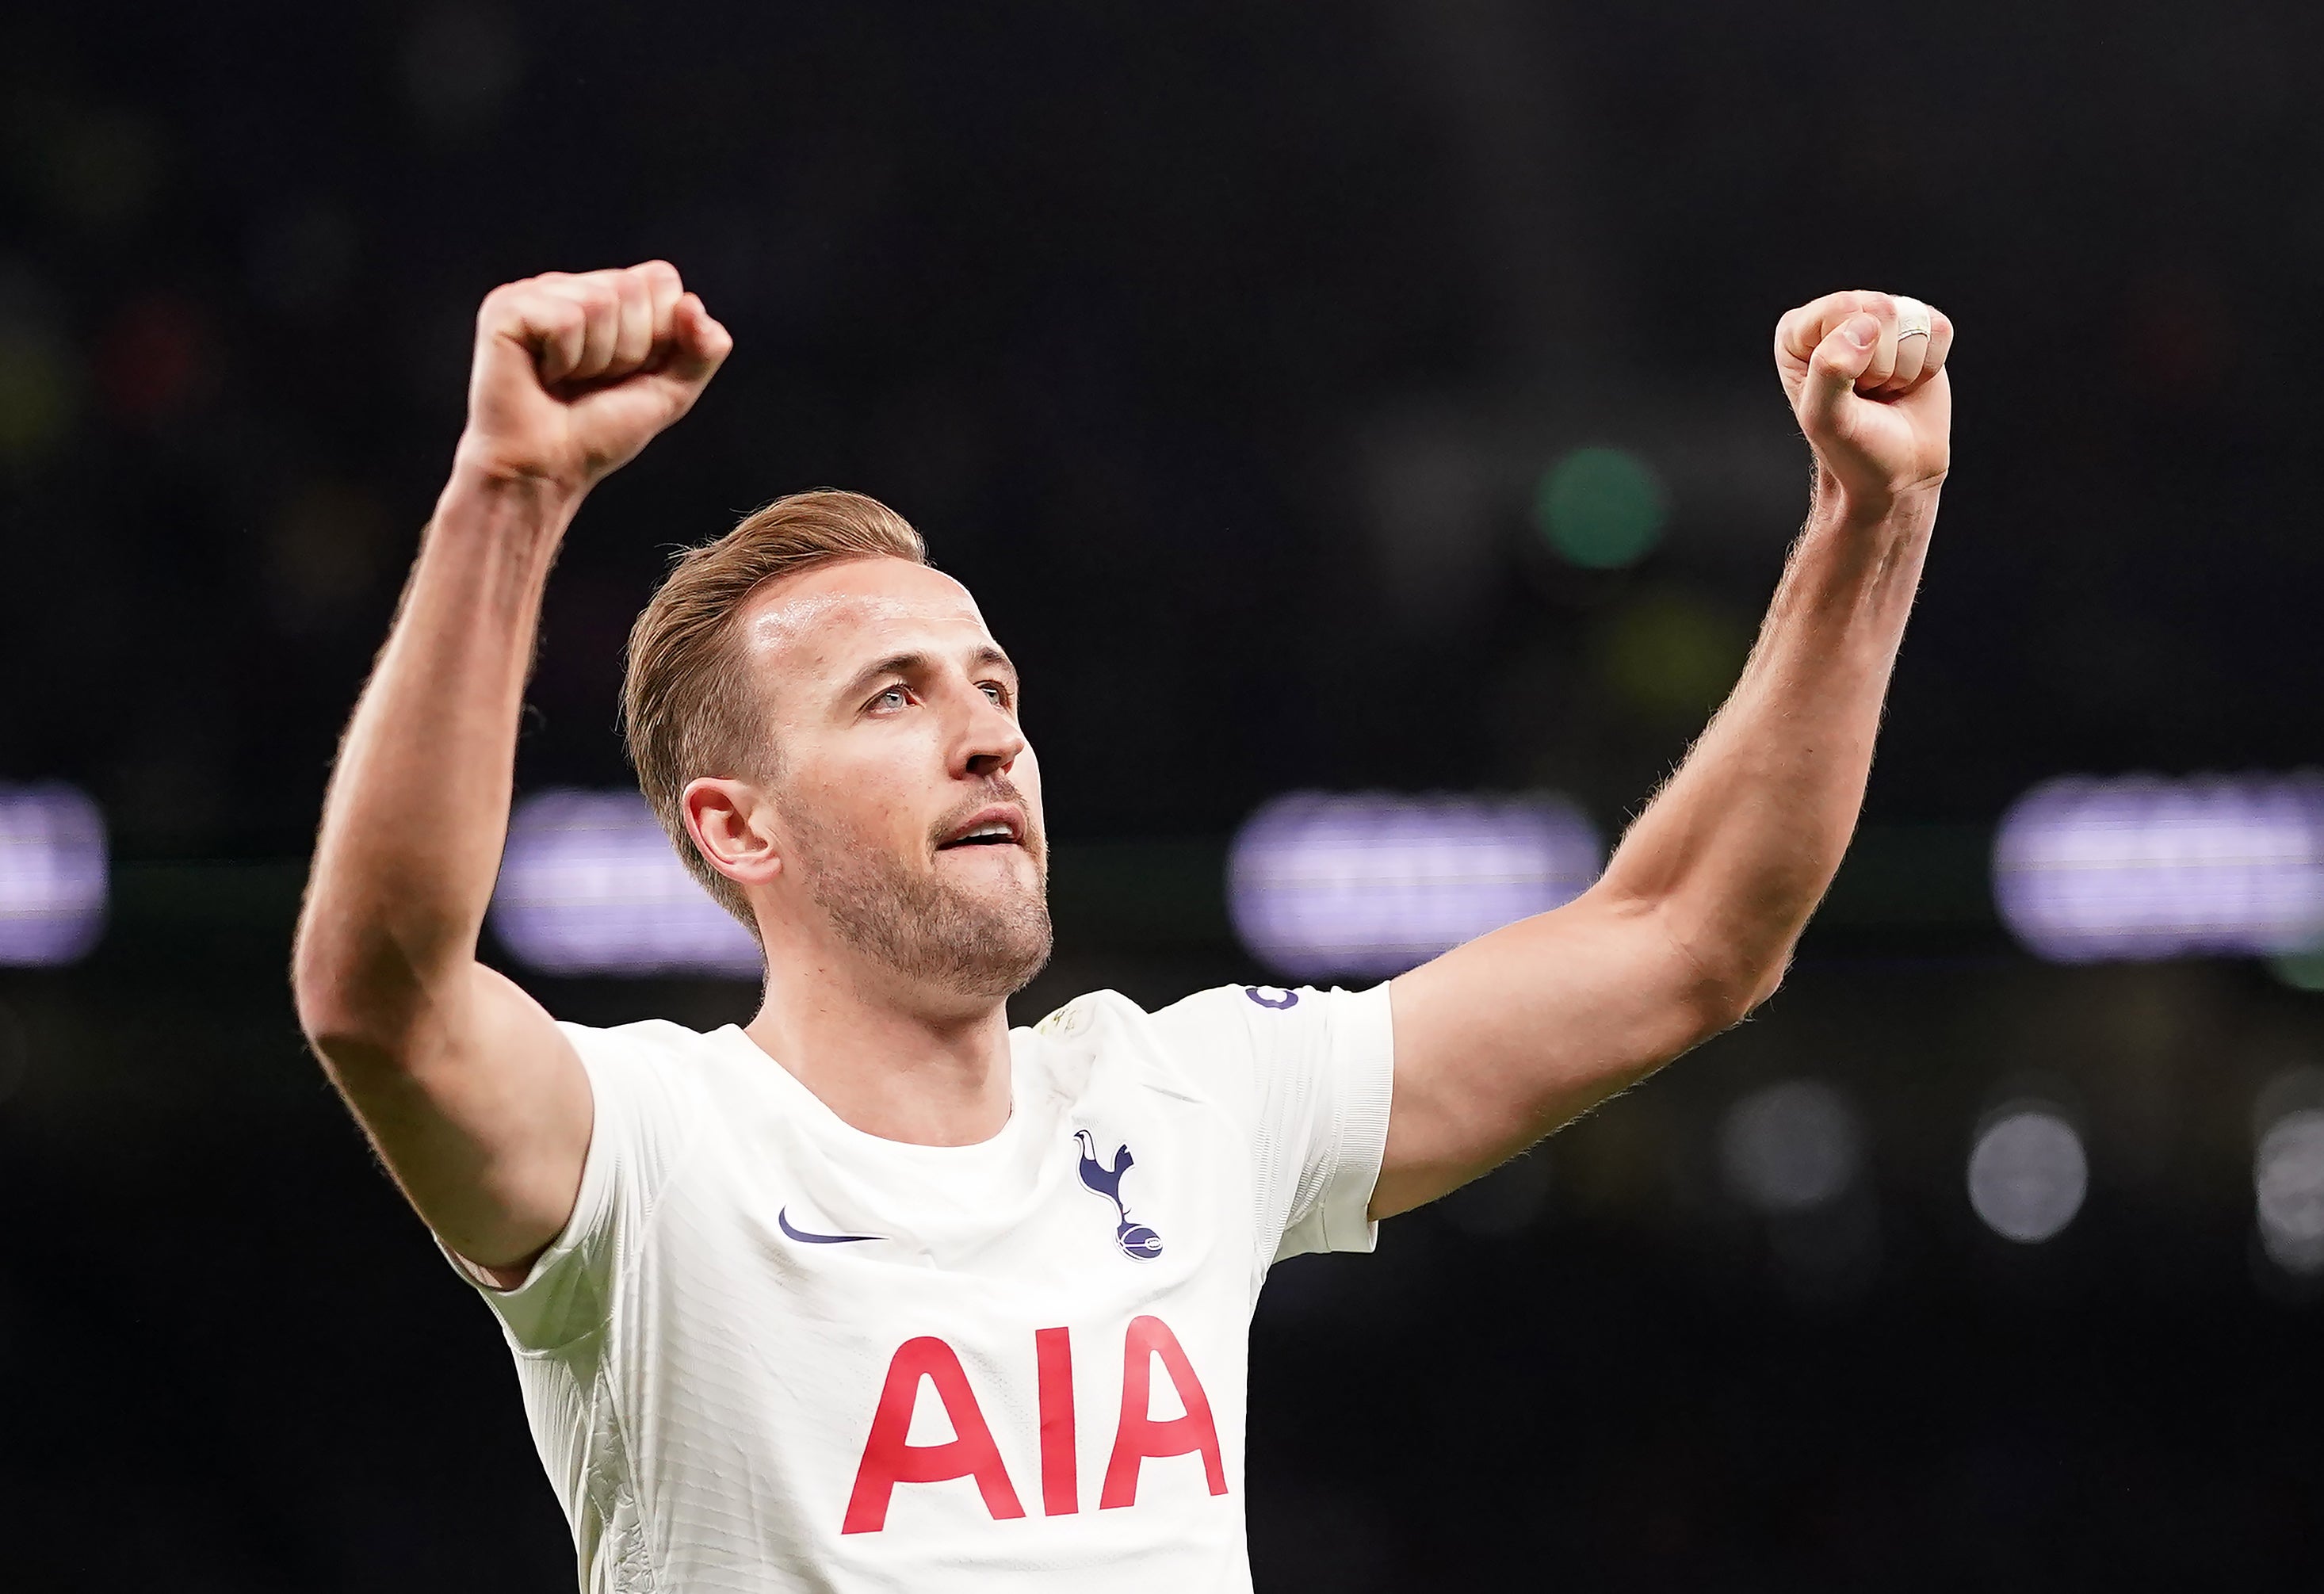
[1375,293,1952,1215]
[294,468,578,1034]
[1598,473,1940,1008]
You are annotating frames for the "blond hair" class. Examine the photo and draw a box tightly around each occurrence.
[621,489,927,931]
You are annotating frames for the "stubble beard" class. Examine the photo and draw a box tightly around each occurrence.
[779,795,1053,1005]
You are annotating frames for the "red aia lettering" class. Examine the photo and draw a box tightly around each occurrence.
[843,1321,1225,1533]
[1100,1315,1227,1508]
[1034,1325,1078,1516]
[841,1336,1026,1535]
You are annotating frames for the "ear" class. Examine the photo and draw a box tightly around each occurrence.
[680,774,784,893]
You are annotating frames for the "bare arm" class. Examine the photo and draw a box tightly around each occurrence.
[1374,290,1953,1218]
[292,263,731,1274]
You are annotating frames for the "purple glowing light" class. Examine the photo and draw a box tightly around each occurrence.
[491,789,761,977]
[1993,773,2324,963]
[1228,791,1602,980]
[0,783,108,966]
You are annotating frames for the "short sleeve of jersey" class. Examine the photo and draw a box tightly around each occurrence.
[440,1019,701,1354]
[1148,982,1395,1267]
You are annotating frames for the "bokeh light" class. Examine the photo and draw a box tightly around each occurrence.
[0,267,80,468]
[1967,1106,2087,1243]
[1597,589,1751,721]
[1534,446,1668,569]
[2268,945,2324,992]
[97,294,209,422]
[2254,1109,2324,1274]
[1228,791,1601,980]
[491,789,760,978]
[1993,773,2324,962]
[0,783,109,966]
[1718,1080,1863,1214]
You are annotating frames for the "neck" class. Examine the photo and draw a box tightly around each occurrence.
[743,948,1015,1146]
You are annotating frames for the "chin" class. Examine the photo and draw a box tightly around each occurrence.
[806,828,1053,1001]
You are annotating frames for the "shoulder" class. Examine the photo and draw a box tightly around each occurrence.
[1028,981,1344,1034]
[1024,984,1294,1048]
[1022,984,1363,1091]
[553,1016,719,1065]
[551,1018,736,1116]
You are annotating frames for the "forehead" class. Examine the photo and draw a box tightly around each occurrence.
[736,556,996,680]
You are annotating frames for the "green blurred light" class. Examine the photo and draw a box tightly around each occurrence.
[1535,447,1668,570]
[2271,947,2324,993]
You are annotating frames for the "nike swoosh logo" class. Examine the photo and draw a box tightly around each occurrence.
[778,1206,881,1245]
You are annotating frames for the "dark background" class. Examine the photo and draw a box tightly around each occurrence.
[5,2,2322,1588]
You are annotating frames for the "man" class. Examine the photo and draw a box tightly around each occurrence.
[292,261,1950,1591]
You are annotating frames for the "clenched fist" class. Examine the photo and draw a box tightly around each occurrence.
[1775,289,1952,510]
[454,262,732,495]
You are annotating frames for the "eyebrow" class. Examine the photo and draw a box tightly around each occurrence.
[837,644,1017,705]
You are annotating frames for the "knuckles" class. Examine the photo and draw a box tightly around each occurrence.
[476,263,690,330]
[1851,289,1897,323]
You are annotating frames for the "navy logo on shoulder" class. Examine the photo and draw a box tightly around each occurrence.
[1244,986,1299,1010]
[778,1206,881,1245]
[1074,1130,1164,1261]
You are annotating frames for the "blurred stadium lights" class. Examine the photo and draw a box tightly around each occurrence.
[0,783,107,966]
[1993,773,2324,962]
[490,789,761,978]
[1717,1079,1864,1214]
[1535,445,1668,569]
[1967,1105,2088,1244]
[2269,946,2324,993]
[1357,396,1805,632]
[1227,791,1601,980]
[2254,1109,2324,1275]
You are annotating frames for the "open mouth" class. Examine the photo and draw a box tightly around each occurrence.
[935,808,1026,851]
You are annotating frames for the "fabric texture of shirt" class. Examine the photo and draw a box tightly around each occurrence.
[451,981,1394,1593]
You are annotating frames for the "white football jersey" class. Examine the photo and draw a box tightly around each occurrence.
[451,981,1393,1592]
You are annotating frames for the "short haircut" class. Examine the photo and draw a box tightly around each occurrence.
[622,489,927,933]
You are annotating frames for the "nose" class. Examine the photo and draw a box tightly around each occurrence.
[955,682,1026,780]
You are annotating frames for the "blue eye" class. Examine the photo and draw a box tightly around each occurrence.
[980,682,1005,705]
[873,687,908,711]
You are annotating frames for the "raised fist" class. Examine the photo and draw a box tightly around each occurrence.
[1774,289,1953,510]
[455,262,732,495]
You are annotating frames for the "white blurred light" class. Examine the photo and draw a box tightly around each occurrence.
[1718,1080,1863,1214]
[491,789,761,977]
[0,783,107,966]
[2255,1110,2324,1275]
[1228,792,1601,979]
[1993,773,2324,962]
[1967,1107,2087,1243]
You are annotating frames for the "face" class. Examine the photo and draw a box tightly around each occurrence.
[683,556,1050,1006]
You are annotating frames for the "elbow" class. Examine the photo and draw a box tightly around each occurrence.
[289,908,439,1070]
[1668,971,1762,1053]
[1706,949,1793,1036]
[1639,895,1798,1047]
[289,946,380,1068]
